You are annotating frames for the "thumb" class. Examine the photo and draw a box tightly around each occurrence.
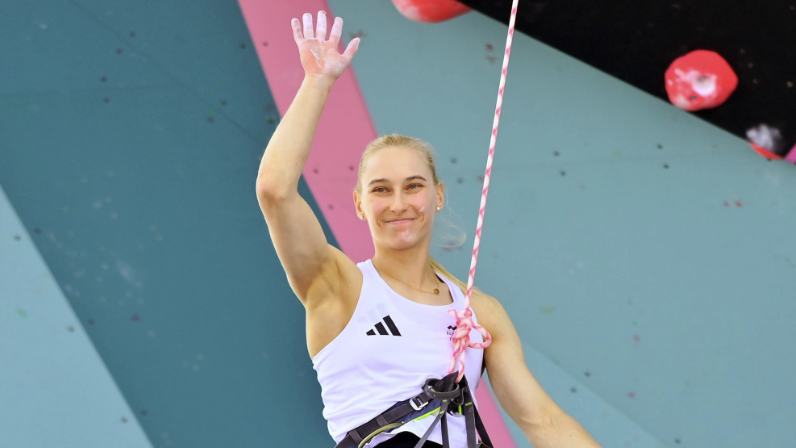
[342,37,360,60]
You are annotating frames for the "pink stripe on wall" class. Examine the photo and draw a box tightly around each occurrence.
[237,1,517,447]
[476,382,519,448]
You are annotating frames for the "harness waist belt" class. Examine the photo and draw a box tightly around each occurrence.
[333,372,493,448]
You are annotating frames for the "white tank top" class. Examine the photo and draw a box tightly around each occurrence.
[311,259,484,448]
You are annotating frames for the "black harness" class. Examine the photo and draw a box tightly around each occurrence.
[334,371,493,448]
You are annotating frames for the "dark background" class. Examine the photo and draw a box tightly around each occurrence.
[458,0,796,155]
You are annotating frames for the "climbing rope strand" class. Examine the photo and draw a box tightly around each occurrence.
[449,0,520,383]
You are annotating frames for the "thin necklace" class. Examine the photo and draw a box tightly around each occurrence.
[373,260,441,295]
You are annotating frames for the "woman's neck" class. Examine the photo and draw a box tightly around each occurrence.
[371,244,438,290]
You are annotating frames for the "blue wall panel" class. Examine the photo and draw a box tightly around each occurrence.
[1,1,334,447]
[328,2,796,447]
[1,1,794,448]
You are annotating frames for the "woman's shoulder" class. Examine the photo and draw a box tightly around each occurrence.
[467,289,504,331]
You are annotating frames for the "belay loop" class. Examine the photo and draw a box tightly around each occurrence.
[334,371,494,448]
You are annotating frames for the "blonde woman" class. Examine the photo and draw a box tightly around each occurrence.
[256,10,602,448]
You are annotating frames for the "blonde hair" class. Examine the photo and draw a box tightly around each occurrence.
[356,133,484,298]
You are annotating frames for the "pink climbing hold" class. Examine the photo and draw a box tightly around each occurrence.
[786,144,796,164]
[665,50,738,111]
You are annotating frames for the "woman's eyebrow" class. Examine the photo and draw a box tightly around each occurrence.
[367,175,427,187]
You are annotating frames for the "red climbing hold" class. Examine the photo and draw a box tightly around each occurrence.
[749,143,783,160]
[392,0,472,23]
[665,50,738,111]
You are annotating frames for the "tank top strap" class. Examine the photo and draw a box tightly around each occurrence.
[433,269,464,308]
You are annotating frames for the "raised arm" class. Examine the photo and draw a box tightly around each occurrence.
[256,11,360,306]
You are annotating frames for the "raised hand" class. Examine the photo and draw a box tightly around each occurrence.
[292,11,360,83]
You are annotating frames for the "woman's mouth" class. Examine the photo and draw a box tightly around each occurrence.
[387,218,415,225]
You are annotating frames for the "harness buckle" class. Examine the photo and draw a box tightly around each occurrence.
[451,388,466,407]
[410,396,428,411]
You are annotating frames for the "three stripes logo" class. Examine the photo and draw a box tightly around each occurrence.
[366,315,402,337]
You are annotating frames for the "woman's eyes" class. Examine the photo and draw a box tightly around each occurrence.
[372,184,423,193]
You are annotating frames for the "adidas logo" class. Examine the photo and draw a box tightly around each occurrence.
[366,315,402,337]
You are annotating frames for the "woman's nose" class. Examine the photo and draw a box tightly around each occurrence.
[390,192,408,212]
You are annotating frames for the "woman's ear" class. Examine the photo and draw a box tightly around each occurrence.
[353,190,364,220]
[436,182,445,210]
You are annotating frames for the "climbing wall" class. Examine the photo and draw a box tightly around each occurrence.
[1,1,334,446]
[1,1,794,448]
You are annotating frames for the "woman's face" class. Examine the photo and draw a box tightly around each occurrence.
[355,146,444,250]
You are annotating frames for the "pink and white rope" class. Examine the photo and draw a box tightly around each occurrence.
[449,0,520,383]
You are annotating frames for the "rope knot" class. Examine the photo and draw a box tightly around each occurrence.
[448,306,492,382]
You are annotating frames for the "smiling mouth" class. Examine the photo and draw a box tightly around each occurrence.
[386,219,415,224]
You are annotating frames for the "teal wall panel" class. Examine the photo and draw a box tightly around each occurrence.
[2,0,794,448]
[1,1,334,447]
[328,1,796,447]
[0,186,153,448]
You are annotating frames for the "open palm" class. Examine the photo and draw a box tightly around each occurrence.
[292,12,360,82]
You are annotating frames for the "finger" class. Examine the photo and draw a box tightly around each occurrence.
[291,18,303,43]
[342,37,360,60]
[302,12,314,39]
[316,10,328,41]
[329,17,343,46]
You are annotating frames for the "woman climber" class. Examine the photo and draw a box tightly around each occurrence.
[255,10,602,448]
